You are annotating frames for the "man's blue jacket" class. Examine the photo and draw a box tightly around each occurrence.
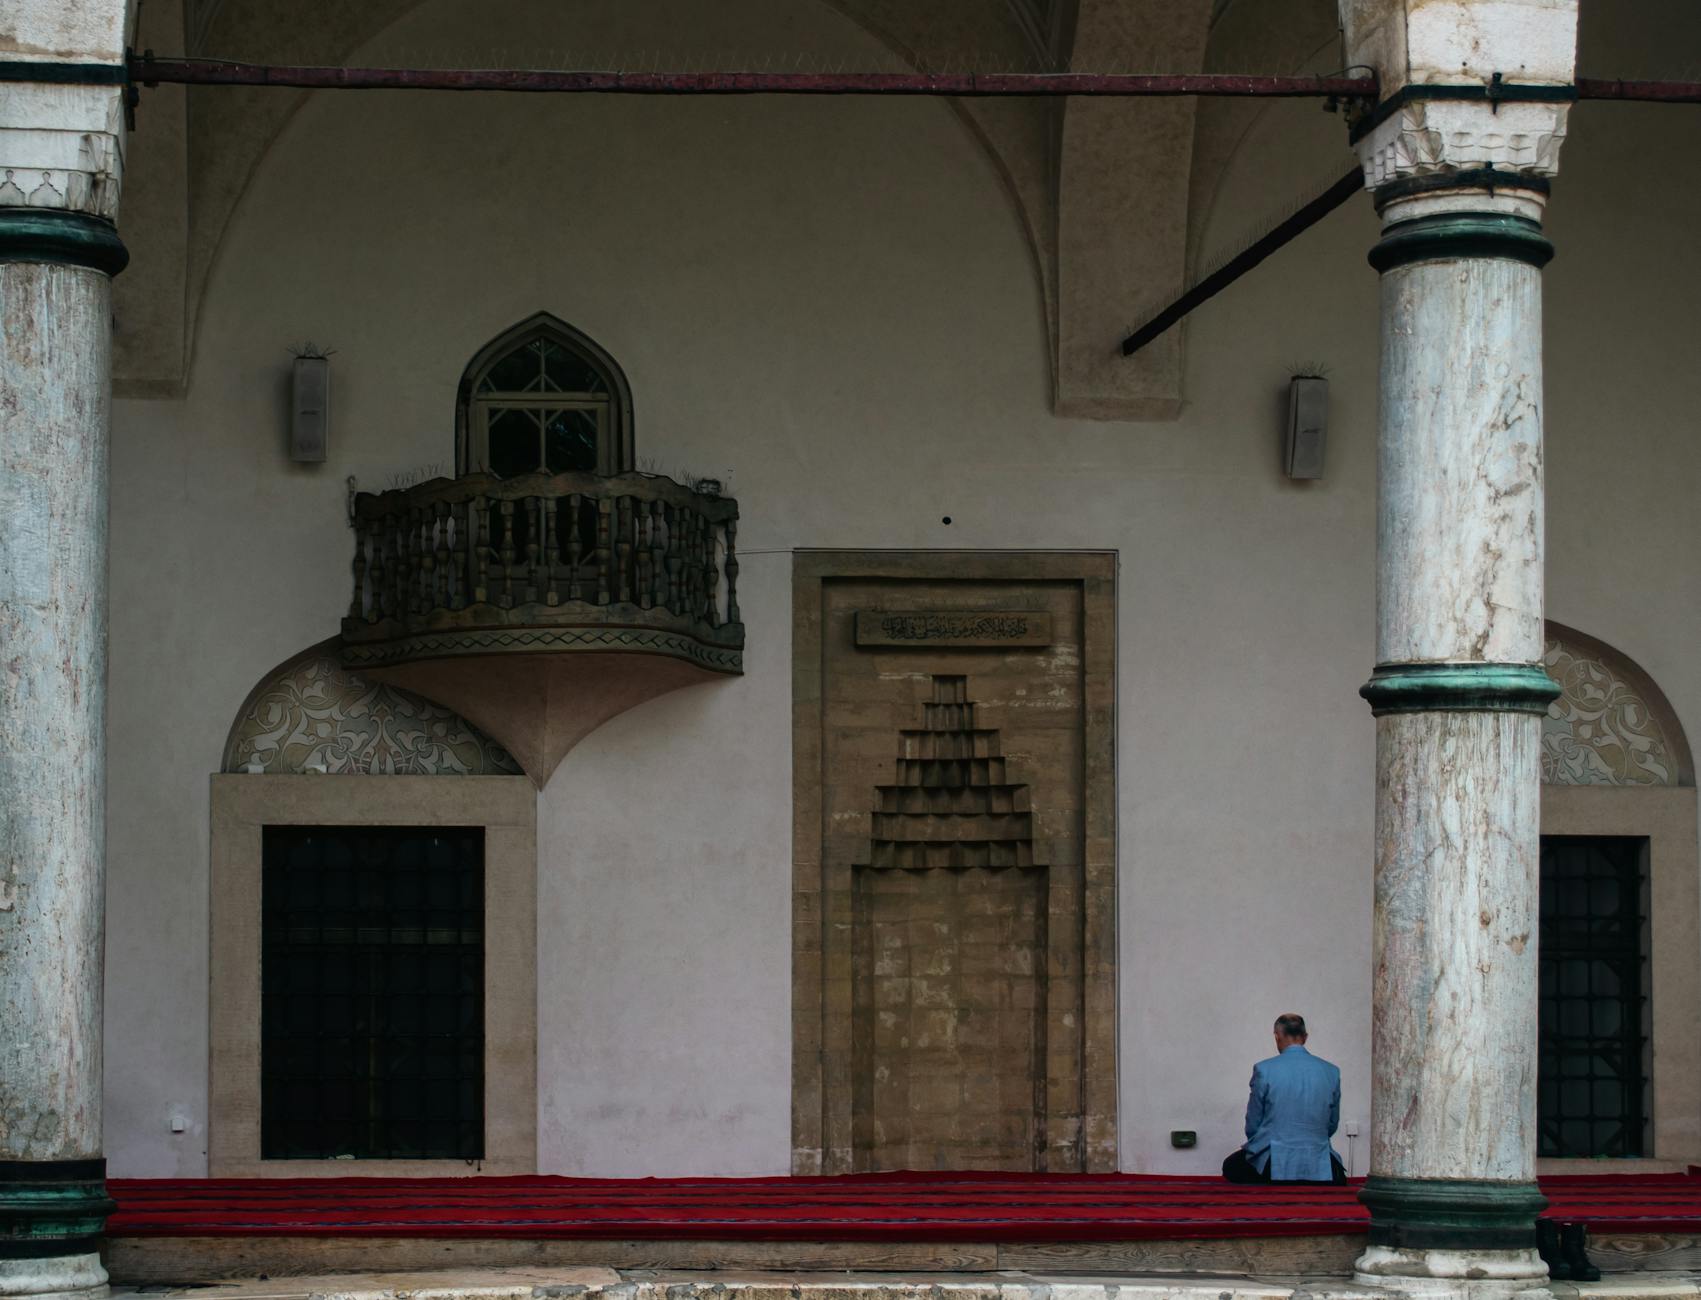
[1242,1044,1341,1181]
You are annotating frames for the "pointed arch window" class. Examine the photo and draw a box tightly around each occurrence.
[456,314,634,478]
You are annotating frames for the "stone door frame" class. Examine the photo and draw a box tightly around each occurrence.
[207,774,538,1176]
[1537,785,1701,1170]
[791,550,1118,1174]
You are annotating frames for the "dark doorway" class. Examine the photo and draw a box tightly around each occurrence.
[1538,835,1649,1158]
[260,825,485,1160]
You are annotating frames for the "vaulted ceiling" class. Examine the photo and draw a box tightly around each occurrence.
[117,0,1342,422]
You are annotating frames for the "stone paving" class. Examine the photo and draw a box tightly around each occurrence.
[113,1266,1701,1300]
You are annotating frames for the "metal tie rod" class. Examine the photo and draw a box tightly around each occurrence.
[125,56,1379,98]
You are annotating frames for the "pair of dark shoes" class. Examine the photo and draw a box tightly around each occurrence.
[1537,1219,1601,1281]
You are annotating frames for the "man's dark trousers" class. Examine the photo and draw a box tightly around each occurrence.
[1222,1149,1347,1185]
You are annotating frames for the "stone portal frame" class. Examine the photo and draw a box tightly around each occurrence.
[1537,622,1700,1170]
[791,551,1117,1174]
[208,775,537,1176]
[1538,786,1701,1171]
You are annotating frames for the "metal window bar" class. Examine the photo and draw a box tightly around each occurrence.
[1537,835,1649,1159]
[261,825,485,1161]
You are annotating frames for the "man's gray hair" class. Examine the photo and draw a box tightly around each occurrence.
[1274,1013,1308,1040]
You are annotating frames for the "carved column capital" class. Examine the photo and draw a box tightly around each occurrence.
[1354,96,1570,195]
[0,82,127,220]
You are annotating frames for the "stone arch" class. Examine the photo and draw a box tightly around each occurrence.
[1542,621,1694,789]
[221,637,521,775]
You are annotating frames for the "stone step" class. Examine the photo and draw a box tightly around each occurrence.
[863,839,1037,869]
[921,702,979,731]
[108,1264,1701,1300]
[873,785,1031,816]
[896,730,1003,760]
[869,811,1032,842]
[893,757,1009,788]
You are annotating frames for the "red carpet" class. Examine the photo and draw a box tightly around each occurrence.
[105,1171,1701,1242]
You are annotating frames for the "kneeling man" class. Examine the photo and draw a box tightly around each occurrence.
[1222,1013,1346,1185]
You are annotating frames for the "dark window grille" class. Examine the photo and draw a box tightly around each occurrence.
[1538,835,1648,1158]
[261,826,485,1160]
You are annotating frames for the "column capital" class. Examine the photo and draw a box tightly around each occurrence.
[1340,0,1578,211]
[0,0,133,219]
[1353,94,1571,196]
[0,81,127,221]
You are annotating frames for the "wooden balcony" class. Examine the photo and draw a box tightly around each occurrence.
[340,470,743,784]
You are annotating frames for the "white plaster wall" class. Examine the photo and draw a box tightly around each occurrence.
[101,0,1699,1177]
[1121,89,1379,1175]
[1544,0,1701,788]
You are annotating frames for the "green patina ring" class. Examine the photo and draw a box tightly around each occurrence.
[1368,212,1553,273]
[0,1160,115,1258]
[1361,1176,1548,1251]
[1371,169,1551,214]
[1360,662,1561,716]
[0,208,129,277]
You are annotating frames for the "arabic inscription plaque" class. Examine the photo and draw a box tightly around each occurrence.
[854,610,1052,648]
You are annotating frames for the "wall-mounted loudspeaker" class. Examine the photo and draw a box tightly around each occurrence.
[291,353,330,463]
[1285,374,1328,480]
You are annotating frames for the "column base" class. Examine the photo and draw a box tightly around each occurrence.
[1354,1245,1551,1300]
[0,1161,115,1300]
[1353,1176,1551,1298]
[0,1252,107,1300]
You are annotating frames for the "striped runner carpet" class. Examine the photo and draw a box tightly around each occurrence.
[106,1171,1701,1241]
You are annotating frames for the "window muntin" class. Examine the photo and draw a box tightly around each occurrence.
[260,825,485,1161]
[465,330,621,477]
[1537,835,1650,1158]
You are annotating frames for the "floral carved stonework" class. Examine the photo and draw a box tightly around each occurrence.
[1543,636,1679,788]
[223,649,520,776]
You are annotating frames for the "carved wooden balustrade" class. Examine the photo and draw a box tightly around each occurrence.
[340,470,743,674]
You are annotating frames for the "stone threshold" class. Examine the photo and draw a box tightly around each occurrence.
[111,1266,1701,1300]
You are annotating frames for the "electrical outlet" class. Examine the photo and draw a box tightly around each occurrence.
[1344,1120,1361,1137]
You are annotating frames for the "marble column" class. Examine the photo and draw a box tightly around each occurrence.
[1342,2,1577,1291]
[0,17,130,1297]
